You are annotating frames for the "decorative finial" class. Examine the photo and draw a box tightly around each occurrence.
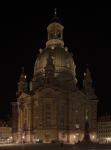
[54,8,57,17]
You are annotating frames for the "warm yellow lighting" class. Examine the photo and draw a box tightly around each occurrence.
[10,136,13,139]
[22,135,25,139]
[73,135,76,139]
[36,139,40,142]
[105,137,111,141]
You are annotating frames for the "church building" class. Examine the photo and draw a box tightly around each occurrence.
[12,11,98,144]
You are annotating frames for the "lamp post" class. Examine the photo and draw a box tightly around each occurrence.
[22,135,25,144]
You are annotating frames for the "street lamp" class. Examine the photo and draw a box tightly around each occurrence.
[73,135,76,139]
[22,135,25,144]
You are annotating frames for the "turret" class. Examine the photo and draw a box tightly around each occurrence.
[46,8,64,47]
[83,65,97,100]
[17,67,28,95]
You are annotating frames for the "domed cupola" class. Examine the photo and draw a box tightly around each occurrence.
[32,9,77,90]
[46,8,64,47]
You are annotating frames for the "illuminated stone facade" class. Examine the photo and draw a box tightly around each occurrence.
[0,121,12,143]
[12,15,98,144]
[97,116,111,143]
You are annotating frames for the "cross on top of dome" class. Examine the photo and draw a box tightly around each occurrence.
[49,8,61,24]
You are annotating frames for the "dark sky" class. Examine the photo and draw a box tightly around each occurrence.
[0,7,110,119]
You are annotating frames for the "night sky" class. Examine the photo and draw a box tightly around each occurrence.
[0,7,110,120]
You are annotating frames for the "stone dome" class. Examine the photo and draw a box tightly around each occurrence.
[34,46,76,78]
[33,14,76,84]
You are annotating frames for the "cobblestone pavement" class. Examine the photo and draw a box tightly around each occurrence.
[0,143,111,150]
